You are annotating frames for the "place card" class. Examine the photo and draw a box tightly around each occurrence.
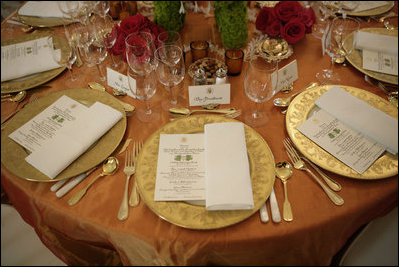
[9,95,88,153]
[362,50,398,76]
[276,60,298,92]
[188,83,230,106]
[154,134,205,201]
[106,67,136,98]
[297,108,385,174]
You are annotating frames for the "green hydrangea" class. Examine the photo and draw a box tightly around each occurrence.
[214,1,248,49]
[153,1,185,32]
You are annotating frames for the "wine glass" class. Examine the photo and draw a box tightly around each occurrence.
[57,1,80,21]
[157,30,184,57]
[244,57,278,127]
[127,67,160,123]
[316,16,359,84]
[77,23,108,82]
[154,45,185,110]
[46,36,77,88]
[125,31,157,76]
[95,14,120,69]
[93,1,110,20]
[310,1,333,39]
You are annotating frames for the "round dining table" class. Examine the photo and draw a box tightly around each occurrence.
[1,2,398,266]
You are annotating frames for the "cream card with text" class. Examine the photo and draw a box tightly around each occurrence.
[188,84,230,106]
[106,68,136,98]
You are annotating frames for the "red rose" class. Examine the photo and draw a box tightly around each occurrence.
[266,19,283,37]
[111,30,128,55]
[255,7,276,33]
[300,7,316,33]
[125,34,152,64]
[119,14,147,35]
[280,18,306,44]
[274,1,303,22]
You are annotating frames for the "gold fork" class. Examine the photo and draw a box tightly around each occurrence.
[129,141,143,207]
[117,144,137,220]
[283,138,344,206]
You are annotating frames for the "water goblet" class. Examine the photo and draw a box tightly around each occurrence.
[154,45,186,110]
[95,14,120,69]
[244,57,278,127]
[157,30,185,60]
[125,31,157,76]
[316,16,359,84]
[46,36,77,88]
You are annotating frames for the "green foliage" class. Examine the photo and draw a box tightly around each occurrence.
[214,1,248,49]
[153,1,185,32]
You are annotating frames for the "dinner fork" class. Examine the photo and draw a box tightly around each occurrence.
[285,138,341,192]
[283,138,344,206]
[118,144,137,220]
[129,141,143,207]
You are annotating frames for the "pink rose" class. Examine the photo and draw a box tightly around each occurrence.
[255,7,276,33]
[274,1,303,22]
[280,18,306,44]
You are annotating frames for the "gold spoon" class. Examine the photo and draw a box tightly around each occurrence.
[273,82,319,108]
[1,91,27,103]
[275,161,293,222]
[68,157,119,206]
[169,107,237,116]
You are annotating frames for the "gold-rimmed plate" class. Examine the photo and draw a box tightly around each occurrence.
[136,115,275,230]
[346,1,394,17]
[0,88,127,182]
[286,85,398,179]
[344,28,398,85]
[1,32,70,93]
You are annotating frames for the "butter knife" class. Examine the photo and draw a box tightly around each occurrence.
[269,187,281,223]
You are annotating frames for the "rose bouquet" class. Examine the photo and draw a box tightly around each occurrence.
[255,1,315,44]
[110,14,166,61]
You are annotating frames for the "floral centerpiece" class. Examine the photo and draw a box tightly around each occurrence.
[255,1,315,44]
[110,14,166,61]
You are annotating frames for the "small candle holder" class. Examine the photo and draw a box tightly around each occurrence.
[225,48,244,76]
[190,41,209,62]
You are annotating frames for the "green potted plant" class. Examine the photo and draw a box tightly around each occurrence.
[153,1,186,32]
[214,1,248,49]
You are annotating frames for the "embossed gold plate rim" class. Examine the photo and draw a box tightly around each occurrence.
[286,85,398,179]
[136,115,276,230]
[344,28,398,85]
[1,88,127,182]
[346,1,394,17]
[1,32,69,93]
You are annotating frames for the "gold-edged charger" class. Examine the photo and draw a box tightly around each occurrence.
[1,88,127,182]
[346,1,394,17]
[1,32,70,93]
[286,85,398,180]
[344,28,398,85]
[135,115,276,230]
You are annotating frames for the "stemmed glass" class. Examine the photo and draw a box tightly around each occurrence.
[93,1,110,20]
[157,31,184,59]
[316,16,359,84]
[46,36,77,88]
[154,45,185,110]
[310,1,333,39]
[96,14,120,69]
[244,57,278,127]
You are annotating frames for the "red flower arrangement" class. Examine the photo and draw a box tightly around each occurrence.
[111,14,166,61]
[255,1,315,44]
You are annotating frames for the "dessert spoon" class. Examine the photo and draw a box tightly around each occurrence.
[275,161,293,222]
[1,91,27,103]
[273,82,318,108]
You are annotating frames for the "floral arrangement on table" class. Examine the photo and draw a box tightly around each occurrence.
[153,1,186,32]
[110,14,166,61]
[255,1,315,44]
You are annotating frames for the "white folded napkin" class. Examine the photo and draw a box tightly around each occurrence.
[25,101,123,179]
[18,1,69,18]
[204,122,254,211]
[354,31,398,56]
[1,37,62,82]
[315,86,398,154]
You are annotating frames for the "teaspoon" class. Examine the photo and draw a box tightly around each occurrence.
[1,91,27,103]
[275,161,293,222]
[68,157,119,206]
[273,82,319,108]
[169,107,237,116]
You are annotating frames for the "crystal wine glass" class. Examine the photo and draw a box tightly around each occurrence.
[125,31,157,76]
[95,14,120,69]
[316,16,359,84]
[244,57,278,127]
[154,45,185,110]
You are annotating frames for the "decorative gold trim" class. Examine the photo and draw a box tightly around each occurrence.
[286,85,398,179]
[136,115,276,229]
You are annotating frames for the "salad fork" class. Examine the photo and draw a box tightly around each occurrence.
[117,145,136,221]
[283,138,344,206]
[129,141,143,207]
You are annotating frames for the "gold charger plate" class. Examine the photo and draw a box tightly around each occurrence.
[136,115,275,230]
[286,85,398,180]
[1,32,69,93]
[1,88,127,182]
[344,28,398,85]
[330,1,394,17]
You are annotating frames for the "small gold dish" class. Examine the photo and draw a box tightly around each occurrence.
[258,38,289,57]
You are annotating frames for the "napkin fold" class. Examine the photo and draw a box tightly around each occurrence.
[1,37,62,82]
[204,122,254,211]
[315,86,398,154]
[354,31,398,55]
[25,101,123,179]
[18,1,68,18]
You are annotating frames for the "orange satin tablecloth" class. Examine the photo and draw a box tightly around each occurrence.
[1,2,398,266]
